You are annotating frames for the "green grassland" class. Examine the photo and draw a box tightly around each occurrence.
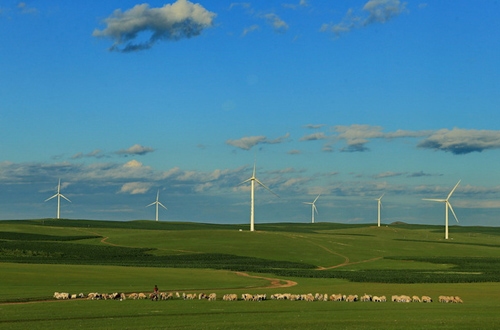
[1,219,500,329]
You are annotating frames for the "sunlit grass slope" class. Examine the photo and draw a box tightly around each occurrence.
[2,219,500,329]
[2,219,500,284]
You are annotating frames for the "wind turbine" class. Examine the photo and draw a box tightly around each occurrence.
[237,159,279,232]
[423,180,461,240]
[303,194,320,223]
[45,179,71,219]
[375,193,384,227]
[146,189,167,221]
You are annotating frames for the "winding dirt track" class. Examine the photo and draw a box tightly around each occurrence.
[78,228,299,290]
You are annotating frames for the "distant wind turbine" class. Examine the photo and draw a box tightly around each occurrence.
[375,193,384,227]
[303,194,320,223]
[423,180,461,240]
[146,189,167,221]
[45,179,71,219]
[237,158,279,232]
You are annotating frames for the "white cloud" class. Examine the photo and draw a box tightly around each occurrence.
[417,128,500,154]
[241,24,260,37]
[283,0,310,10]
[281,177,310,188]
[321,0,408,38]
[455,200,500,209]
[297,124,500,155]
[229,3,251,10]
[303,124,326,129]
[300,132,328,141]
[226,133,290,150]
[329,125,432,152]
[119,182,154,194]
[71,149,104,159]
[116,144,155,156]
[93,0,216,52]
[260,13,289,33]
[374,171,406,179]
[17,2,37,14]
[362,0,408,25]
[226,136,267,150]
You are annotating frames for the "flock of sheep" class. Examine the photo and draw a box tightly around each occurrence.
[53,291,463,303]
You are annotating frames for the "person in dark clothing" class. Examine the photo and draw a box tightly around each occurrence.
[152,285,159,301]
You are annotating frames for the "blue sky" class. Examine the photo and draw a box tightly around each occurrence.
[1,0,499,228]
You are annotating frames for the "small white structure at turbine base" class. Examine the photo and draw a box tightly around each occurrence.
[303,194,320,223]
[423,180,461,240]
[146,189,167,221]
[45,179,71,219]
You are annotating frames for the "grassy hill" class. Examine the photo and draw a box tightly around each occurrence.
[2,219,500,283]
[1,219,500,329]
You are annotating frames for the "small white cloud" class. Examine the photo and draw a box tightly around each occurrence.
[226,133,290,150]
[362,0,408,26]
[241,24,260,36]
[226,136,267,150]
[321,0,407,38]
[374,171,406,179]
[300,132,328,141]
[303,124,326,129]
[261,13,289,33]
[116,144,155,156]
[71,149,104,159]
[123,160,143,168]
[17,2,37,14]
[119,182,153,194]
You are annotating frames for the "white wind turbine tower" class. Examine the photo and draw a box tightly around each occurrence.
[146,189,167,221]
[237,159,279,232]
[423,180,461,240]
[303,194,320,223]
[45,179,71,219]
[375,193,384,227]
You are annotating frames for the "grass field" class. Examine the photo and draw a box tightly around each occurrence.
[1,219,500,329]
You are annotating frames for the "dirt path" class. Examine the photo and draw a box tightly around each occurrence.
[317,257,383,270]
[77,228,298,289]
[283,234,382,270]
[76,228,200,254]
[234,272,297,289]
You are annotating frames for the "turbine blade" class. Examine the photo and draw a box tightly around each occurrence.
[313,194,321,203]
[447,180,461,200]
[313,204,318,215]
[60,194,71,203]
[380,201,383,209]
[422,199,446,202]
[254,178,279,198]
[158,202,168,210]
[448,202,459,223]
[303,202,312,205]
[146,202,156,207]
[45,194,58,202]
